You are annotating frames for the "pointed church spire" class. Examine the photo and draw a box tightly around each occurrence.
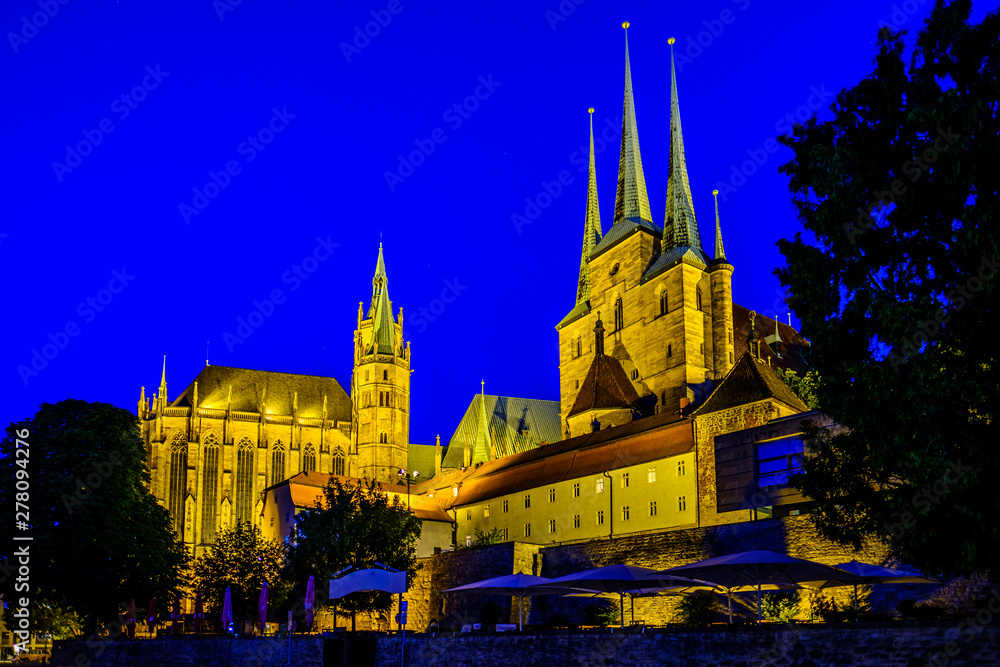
[662,38,702,253]
[577,108,603,304]
[472,380,491,465]
[159,356,167,402]
[613,22,652,224]
[712,189,726,260]
[367,243,397,355]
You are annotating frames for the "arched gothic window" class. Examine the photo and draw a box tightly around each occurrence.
[614,298,623,331]
[660,290,668,316]
[168,431,187,535]
[201,433,219,544]
[235,437,255,525]
[302,444,316,473]
[697,290,703,311]
[332,447,345,476]
[379,432,388,444]
[271,440,286,487]
[576,337,582,357]
[379,392,384,406]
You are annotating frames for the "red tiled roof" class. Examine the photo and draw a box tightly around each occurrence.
[692,351,809,416]
[568,354,642,417]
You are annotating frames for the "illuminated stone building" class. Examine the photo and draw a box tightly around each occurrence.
[138,245,412,556]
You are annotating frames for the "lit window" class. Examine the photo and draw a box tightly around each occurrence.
[524,494,531,509]
[622,506,630,521]
[502,499,509,513]
[660,290,668,315]
[614,298,623,331]
[621,472,629,488]
[573,483,580,498]
[484,505,490,518]
[650,501,657,517]
[465,535,472,547]
[548,488,555,502]
[648,467,656,483]
[678,496,687,512]
[201,435,219,544]
[596,478,604,493]
[573,514,581,529]
[452,486,459,497]
[548,519,556,534]
[677,460,686,476]
[524,523,531,538]
[596,510,605,526]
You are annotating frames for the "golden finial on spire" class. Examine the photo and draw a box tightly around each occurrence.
[668,37,676,45]
[713,189,719,196]
[622,21,629,29]
[588,107,594,114]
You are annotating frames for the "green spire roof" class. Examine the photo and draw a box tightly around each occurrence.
[613,23,652,224]
[577,109,603,304]
[662,39,701,253]
[713,189,726,261]
[366,244,396,355]
[471,381,491,465]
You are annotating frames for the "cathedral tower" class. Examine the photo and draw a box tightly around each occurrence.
[556,27,735,437]
[352,244,411,482]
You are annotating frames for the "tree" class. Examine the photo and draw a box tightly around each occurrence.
[191,523,286,627]
[774,368,822,409]
[283,478,421,623]
[0,400,188,634]
[775,0,1000,576]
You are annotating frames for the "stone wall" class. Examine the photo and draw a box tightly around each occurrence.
[377,622,1000,667]
[50,636,326,667]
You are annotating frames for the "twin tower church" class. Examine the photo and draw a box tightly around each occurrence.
[139,26,808,555]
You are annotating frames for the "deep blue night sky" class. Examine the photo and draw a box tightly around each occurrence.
[2,0,990,446]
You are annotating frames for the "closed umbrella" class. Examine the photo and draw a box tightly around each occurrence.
[661,550,865,624]
[171,595,181,634]
[258,581,269,635]
[127,599,136,638]
[193,591,204,635]
[445,573,586,631]
[147,598,157,635]
[222,587,233,635]
[543,564,706,628]
[304,576,315,631]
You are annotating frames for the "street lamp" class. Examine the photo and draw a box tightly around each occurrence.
[397,469,419,510]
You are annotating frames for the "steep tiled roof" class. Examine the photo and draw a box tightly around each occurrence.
[641,245,711,282]
[445,411,692,507]
[268,471,452,523]
[591,216,662,260]
[732,304,810,373]
[442,395,563,469]
[556,300,592,330]
[568,353,642,417]
[692,351,809,416]
[171,365,352,421]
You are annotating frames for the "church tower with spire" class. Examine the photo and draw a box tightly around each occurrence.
[556,26,735,437]
[352,244,411,482]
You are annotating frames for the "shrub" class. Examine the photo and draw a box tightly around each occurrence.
[677,595,717,626]
[760,593,799,623]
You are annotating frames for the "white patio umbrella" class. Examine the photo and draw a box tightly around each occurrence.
[444,573,585,630]
[542,564,707,628]
[818,561,939,620]
[660,550,866,624]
